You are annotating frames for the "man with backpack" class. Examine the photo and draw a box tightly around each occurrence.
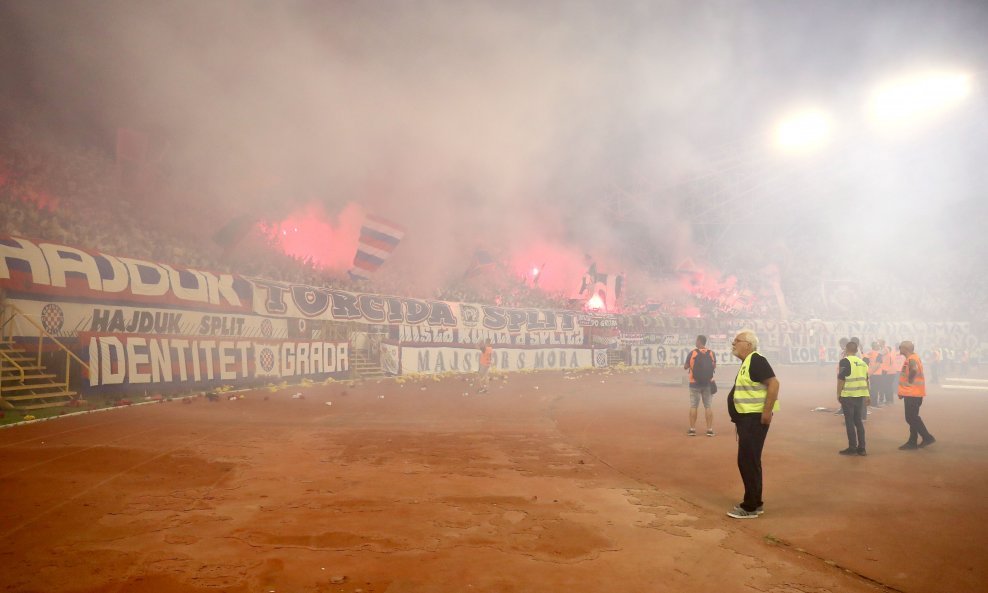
[684,335,717,436]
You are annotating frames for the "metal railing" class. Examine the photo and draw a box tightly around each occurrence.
[1,303,88,401]
[350,330,388,364]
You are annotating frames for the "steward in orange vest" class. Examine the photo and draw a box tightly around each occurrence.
[877,341,896,406]
[864,342,881,402]
[897,341,935,450]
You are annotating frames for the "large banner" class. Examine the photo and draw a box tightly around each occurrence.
[1,236,251,312]
[251,278,591,340]
[394,324,585,347]
[0,237,613,349]
[4,236,977,372]
[6,298,288,339]
[83,333,348,388]
[628,344,740,368]
[398,345,595,375]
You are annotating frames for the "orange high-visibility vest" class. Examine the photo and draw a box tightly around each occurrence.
[864,349,881,375]
[879,346,895,374]
[898,353,926,397]
[480,346,493,367]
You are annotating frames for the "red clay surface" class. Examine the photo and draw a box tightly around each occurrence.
[1,365,986,593]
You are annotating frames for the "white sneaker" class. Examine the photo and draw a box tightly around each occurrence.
[727,506,762,519]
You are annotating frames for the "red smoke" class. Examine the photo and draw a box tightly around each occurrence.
[0,163,60,212]
[263,202,364,271]
[508,240,592,295]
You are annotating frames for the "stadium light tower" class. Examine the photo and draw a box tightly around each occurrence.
[772,108,834,153]
[868,71,972,128]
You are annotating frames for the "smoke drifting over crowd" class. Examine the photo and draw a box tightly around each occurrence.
[2,0,986,313]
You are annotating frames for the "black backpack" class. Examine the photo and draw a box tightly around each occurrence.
[691,349,715,385]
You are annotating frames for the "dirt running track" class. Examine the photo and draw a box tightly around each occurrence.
[1,365,985,593]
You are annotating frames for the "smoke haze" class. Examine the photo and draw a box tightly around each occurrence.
[1,0,986,309]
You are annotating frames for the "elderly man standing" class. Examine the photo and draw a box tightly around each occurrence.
[898,341,935,450]
[726,330,780,519]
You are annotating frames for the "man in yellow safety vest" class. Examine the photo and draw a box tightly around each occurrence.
[726,330,780,519]
[837,341,870,455]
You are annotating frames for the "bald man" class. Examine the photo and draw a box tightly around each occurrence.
[897,341,935,450]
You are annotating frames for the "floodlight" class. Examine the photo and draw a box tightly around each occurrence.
[773,109,833,152]
[868,71,971,127]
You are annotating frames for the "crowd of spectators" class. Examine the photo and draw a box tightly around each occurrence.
[0,116,585,310]
[2,114,985,328]
[780,254,988,325]
[0,116,350,286]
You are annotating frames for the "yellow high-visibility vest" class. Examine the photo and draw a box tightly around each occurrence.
[840,355,869,397]
[733,352,780,414]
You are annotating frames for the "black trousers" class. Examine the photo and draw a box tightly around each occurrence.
[840,396,866,449]
[903,396,933,444]
[735,413,770,512]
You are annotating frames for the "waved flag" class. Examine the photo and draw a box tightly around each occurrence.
[463,249,495,278]
[350,214,405,279]
[593,273,624,312]
[213,214,255,249]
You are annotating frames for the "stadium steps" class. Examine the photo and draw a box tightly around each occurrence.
[350,352,387,379]
[0,341,78,411]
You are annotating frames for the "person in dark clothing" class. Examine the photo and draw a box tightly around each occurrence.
[837,341,870,455]
[833,338,850,416]
[684,334,717,436]
[726,329,780,519]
